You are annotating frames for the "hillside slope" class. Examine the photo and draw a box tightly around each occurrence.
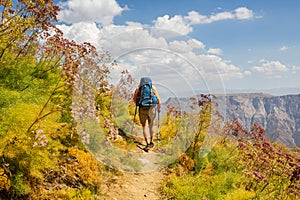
[220,93,300,147]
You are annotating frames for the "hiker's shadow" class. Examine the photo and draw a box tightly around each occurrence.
[118,128,145,146]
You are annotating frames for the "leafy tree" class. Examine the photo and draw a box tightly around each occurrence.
[0,0,112,198]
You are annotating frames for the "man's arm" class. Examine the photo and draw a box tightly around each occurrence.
[152,86,161,111]
[133,88,139,103]
[152,86,161,104]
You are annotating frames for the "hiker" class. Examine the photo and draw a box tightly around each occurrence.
[133,77,161,149]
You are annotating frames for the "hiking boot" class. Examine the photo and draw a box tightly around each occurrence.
[147,142,154,148]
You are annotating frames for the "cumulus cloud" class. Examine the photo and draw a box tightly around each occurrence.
[208,48,223,55]
[153,15,193,35]
[187,39,206,49]
[57,22,100,43]
[210,12,235,22]
[292,66,300,74]
[253,60,288,77]
[169,39,205,53]
[152,7,255,35]
[244,70,252,75]
[184,7,254,25]
[184,11,209,24]
[280,46,288,51]
[235,7,254,19]
[58,0,125,25]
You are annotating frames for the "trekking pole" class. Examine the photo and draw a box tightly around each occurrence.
[131,105,138,136]
[157,108,160,147]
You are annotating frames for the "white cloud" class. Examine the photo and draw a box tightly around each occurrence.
[57,22,100,44]
[184,11,209,24]
[153,14,193,35]
[152,7,256,35]
[58,0,125,25]
[244,70,252,75]
[208,48,223,55]
[280,46,288,51]
[253,60,288,76]
[187,39,206,49]
[183,53,244,81]
[125,21,144,28]
[235,7,254,19]
[169,40,194,53]
[184,7,254,25]
[292,66,300,74]
[210,12,235,22]
[169,39,205,53]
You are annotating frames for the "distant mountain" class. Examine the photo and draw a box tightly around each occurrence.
[218,93,300,147]
[195,87,300,96]
[164,93,300,147]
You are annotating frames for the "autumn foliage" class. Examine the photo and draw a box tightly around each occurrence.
[0,0,111,199]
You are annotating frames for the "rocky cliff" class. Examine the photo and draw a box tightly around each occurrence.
[218,93,300,147]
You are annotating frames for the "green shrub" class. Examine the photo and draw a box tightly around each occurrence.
[11,171,31,196]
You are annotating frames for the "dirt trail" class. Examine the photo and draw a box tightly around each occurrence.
[100,127,168,200]
[101,168,167,200]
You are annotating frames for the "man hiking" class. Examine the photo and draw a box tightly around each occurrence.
[133,77,161,149]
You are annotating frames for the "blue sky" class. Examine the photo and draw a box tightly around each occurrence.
[56,0,300,97]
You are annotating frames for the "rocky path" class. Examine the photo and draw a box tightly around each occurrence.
[100,168,167,200]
